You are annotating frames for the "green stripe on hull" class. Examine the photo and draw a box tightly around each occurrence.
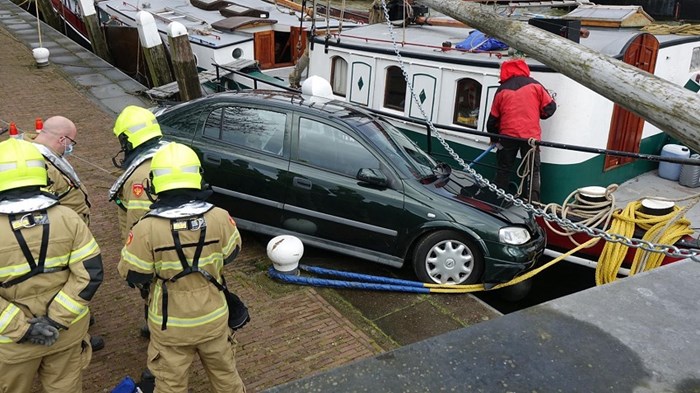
[401,129,668,204]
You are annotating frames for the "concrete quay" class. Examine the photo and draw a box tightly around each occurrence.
[0,1,501,391]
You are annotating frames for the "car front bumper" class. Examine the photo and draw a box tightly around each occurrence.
[482,228,546,284]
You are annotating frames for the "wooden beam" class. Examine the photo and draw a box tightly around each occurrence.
[411,0,700,153]
[78,0,113,63]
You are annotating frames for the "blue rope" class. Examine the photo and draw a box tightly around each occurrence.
[299,264,426,287]
[268,267,430,293]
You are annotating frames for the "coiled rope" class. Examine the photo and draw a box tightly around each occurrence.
[542,184,618,247]
[596,201,695,285]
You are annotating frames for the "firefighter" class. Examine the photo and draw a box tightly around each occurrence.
[32,116,105,351]
[0,138,103,392]
[118,142,247,393]
[33,116,91,224]
[109,105,169,243]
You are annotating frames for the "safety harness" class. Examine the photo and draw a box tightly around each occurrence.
[1,211,66,288]
[156,215,231,331]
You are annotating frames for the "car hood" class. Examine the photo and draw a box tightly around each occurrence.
[422,168,535,228]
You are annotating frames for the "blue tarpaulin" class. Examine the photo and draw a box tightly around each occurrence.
[455,30,508,52]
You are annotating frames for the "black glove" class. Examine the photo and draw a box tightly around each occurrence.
[21,318,60,346]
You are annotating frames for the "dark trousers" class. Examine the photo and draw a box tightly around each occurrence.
[494,139,541,202]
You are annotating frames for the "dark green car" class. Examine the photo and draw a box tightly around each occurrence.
[156,90,545,286]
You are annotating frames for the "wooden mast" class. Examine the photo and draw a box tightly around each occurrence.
[412,0,700,153]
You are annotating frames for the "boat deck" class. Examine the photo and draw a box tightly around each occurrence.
[614,169,700,230]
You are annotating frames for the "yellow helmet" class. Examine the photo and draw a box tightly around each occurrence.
[0,138,47,192]
[150,143,202,193]
[113,105,162,149]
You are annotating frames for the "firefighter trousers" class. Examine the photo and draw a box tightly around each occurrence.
[148,330,245,393]
[0,335,92,393]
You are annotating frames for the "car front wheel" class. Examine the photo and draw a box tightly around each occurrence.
[413,231,484,285]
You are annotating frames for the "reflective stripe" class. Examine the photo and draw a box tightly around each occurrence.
[26,159,44,168]
[127,120,155,134]
[149,295,228,328]
[222,231,240,256]
[0,303,21,335]
[0,238,99,280]
[152,168,172,176]
[54,291,87,316]
[68,238,99,265]
[0,254,69,279]
[122,200,152,210]
[155,252,222,272]
[121,248,153,271]
[70,307,89,325]
[0,163,16,171]
[0,336,12,343]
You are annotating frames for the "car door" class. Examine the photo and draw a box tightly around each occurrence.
[189,101,291,230]
[282,114,407,259]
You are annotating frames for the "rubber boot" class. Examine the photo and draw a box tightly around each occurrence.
[90,335,105,351]
[138,368,156,393]
[140,324,150,339]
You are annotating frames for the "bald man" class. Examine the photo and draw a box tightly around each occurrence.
[32,116,105,352]
[32,116,91,225]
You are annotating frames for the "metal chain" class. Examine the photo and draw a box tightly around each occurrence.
[379,0,700,260]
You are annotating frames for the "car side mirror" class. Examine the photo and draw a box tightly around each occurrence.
[357,168,388,187]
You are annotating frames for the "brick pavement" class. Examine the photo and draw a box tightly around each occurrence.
[0,17,384,393]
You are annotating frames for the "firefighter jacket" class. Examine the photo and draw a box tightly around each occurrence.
[0,194,103,364]
[487,58,557,140]
[118,201,242,347]
[34,143,91,225]
[109,141,170,243]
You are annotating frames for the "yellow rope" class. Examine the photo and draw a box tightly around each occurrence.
[641,23,700,35]
[595,201,694,285]
[424,238,599,293]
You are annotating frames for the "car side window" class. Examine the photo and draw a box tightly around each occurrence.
[298,118,380,177]
[203,106,286,155]
[160,109,202,139]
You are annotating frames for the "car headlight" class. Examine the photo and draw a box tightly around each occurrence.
[499,227,531,245]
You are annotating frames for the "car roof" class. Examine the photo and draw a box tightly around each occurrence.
[190,89,379,126]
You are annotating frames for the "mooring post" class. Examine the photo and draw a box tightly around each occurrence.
[167,22,202,101]
[137,11,174,88]
[77,0,112,63]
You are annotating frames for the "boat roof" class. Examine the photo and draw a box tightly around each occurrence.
[98,0,363,48]
[320,21,700,71]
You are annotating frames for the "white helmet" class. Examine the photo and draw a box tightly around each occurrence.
[267,235,304,272]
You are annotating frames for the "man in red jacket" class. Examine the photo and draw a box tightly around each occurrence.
[487,58,557,202]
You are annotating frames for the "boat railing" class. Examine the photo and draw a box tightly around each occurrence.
[209,62,700,168]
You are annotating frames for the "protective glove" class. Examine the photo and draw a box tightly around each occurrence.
[21,318,60,346]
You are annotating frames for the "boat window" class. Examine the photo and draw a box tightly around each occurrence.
[691,47,700,73]
[203,106,286,155]
[453,78,482,129]
[383,66,407,112]
[298,118,380,177]
[331,56,348,97]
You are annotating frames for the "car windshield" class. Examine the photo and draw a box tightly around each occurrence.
[357,118,436,179]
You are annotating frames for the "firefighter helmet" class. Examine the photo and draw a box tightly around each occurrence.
[150,142,202,193]
[113,105,162,149]
[0,138,47,192]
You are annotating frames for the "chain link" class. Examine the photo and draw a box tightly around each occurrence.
[379,1,700,261]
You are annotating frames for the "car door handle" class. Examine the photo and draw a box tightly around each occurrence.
[293,177,312,190]
[203,154,221,165]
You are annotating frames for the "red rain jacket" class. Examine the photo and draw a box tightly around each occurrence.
[487,59,556,140]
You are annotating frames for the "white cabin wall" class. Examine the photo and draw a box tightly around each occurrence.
[533,72,614,165]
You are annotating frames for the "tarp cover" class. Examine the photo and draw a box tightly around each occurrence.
[455,30,508,51]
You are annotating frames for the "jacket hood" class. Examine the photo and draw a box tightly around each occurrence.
[499,59,530,83]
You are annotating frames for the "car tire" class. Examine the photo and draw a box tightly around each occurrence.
[412,230,484,285]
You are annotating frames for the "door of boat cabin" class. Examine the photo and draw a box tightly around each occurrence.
[254,28,306,70]
[604,33,659,170]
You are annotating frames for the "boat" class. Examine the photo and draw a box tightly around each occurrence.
[306,3,700,205]
[303,2,700,271]
[49,0,364,79]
